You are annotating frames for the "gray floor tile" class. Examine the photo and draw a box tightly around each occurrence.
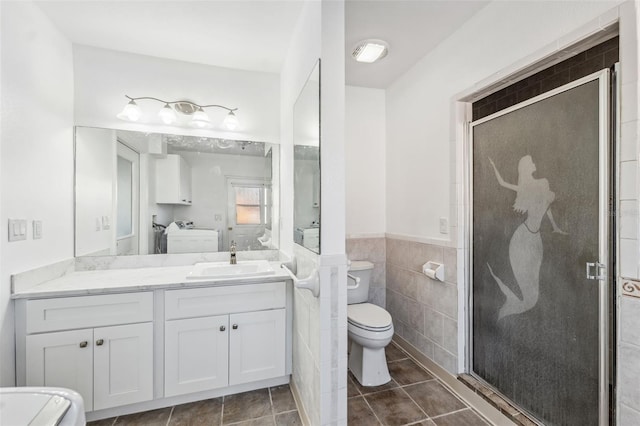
[170,398,223,425]
[404,381,466,417]
[388,359,433,385]
[270,385,297,413]
[348,396,380,426]
[115,408,172,426]
[432,409,487,426]
[87,419,116,426]
[230,415,275,426]
[223,388,272,424]
[385,343,409,362]
[274,411,302,425]
[364,388,427,426]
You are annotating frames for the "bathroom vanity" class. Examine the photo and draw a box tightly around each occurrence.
[12,262,293,421]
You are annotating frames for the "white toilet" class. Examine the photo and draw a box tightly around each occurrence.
[347,260,394,387]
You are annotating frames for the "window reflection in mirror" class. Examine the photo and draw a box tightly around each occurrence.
[74,126,279,257]
[293,60,320,254]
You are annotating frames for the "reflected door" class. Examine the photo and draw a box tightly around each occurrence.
[470,71,610,425]
[116,142,139,255]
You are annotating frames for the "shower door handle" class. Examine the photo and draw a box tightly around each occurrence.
[586,262,606,281]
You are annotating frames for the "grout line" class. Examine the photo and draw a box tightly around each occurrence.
[429,407,470,420]
[224,415,275,426]
[165,406,174,426]
[220,395,225,426]
[404,419,434,426]
[397,386,430,424]
[360,395,385,426]
[268,386,276,425]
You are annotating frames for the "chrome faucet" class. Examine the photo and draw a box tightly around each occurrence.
[230,240,237,264]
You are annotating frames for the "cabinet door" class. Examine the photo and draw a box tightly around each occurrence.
[26,329,94,411]
[179,156,192,203]
[229,309,285,385]
[93,323,153,410]
[165,315,229,397]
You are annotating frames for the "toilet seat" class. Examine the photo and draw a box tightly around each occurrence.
[347,303,392,331]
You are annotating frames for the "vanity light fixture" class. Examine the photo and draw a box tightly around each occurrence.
[117,95,239,130]
[116,99,142,121]
[352,39,389,63]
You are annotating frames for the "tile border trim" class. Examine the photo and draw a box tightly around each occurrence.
[621,279,640,298]
[392,336,516,426]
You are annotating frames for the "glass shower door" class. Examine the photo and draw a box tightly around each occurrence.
[470,70,610,425]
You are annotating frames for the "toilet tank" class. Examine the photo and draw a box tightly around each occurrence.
[348,260,374,304]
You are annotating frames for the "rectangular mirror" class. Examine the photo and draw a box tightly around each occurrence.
[293,60,320,254]
[74,126,279,257]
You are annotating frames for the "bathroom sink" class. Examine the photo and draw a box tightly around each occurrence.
[187,260,275,280]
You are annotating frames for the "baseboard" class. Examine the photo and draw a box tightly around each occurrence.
[289,379,311,426]
[392,336,516,426]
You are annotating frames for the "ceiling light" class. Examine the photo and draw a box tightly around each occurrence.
[116,99,141,121]
[158,103,177,125]
[116,95,238,130]
[352,39,389,63]
[223,111,239,131]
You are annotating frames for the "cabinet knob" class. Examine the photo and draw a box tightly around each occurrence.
[220,325,226,332]
[79,341,88,348]
[96,339,104,346]
[232,324,238,330]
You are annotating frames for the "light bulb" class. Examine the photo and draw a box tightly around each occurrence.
[223,111,239,130]
[158,103,177,125]
[117,100,141,122]
[190,107,211,128]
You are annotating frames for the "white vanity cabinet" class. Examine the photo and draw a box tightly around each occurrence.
[19,292,154,412]
[155,154,192,205]
[164,282,286,397]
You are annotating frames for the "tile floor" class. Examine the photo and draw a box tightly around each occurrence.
[87,385,302,426]
[348,343,490,426]
[88,343,488,426]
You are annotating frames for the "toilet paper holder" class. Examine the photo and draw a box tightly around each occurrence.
[422,261,445,282]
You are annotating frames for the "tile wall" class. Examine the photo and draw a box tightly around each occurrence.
[345,237,386,307]
[385,237,459,374]
[617,1,640,424]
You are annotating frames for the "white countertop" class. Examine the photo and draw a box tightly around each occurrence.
[11,261,291,299]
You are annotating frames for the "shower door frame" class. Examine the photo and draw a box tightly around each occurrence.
[465,69,611,425]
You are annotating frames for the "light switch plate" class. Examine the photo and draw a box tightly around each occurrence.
[439,217,449,234]
[33,220,43,239]
[8,219,27,242]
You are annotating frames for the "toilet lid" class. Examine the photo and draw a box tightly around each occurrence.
[347,303,392,329]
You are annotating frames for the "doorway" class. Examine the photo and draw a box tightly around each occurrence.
[468,70,612,425]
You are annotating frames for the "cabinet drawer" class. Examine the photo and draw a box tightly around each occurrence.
[165,282,286,320]
[26,292,153,333]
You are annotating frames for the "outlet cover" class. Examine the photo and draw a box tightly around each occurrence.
[33,220,43,239]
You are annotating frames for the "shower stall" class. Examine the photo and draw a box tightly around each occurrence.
[467,69,613,426]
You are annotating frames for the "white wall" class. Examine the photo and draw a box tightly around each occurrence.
[73,45,280,144]
[280,2,322,422]
[345,86,386,237]
[280,0,347,424]
[386,0,625,241]
[0,1,74,386]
